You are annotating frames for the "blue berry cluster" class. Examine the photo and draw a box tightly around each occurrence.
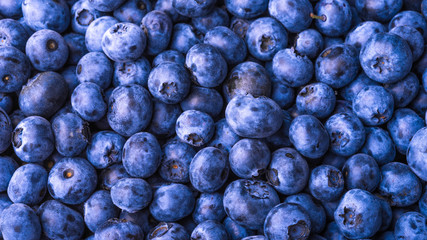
[0,0,426,239]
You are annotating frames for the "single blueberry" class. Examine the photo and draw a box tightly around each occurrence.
[190,147,229,193]
[111,178,152,213]
[122,132,161,178]
[47,157,97,205]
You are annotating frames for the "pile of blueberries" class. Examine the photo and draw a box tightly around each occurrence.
[1,0,427,239]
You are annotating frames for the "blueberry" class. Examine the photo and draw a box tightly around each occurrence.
[99,163,130,190]
[208,119,242,153]
[0,156,18,192]
[84,190,119,232]
[85,16,119,52]
[176,110,215,147]
[148,222,189,240]
[389,10,427,40]
[377,196,393,231]
[158,139,194,183]
[190,147,229,193]
[0,46,31,93]
[48,157,97,205]
[186,43,228,88]
[394,212,427,239]
[87,0,126,12]
[390,25,424,62]
[70,0,102,34]
[111,178,152,213]
[0,93,13,114]
[191,220,229,240]
[289,115,330,159]
[361,127,396,166]
[19,71,68,118]
[223,217,255,240]
[0,203,41,240]
[148,101,182,138]
[122,132,161,178]
[294,29,324,59]
[204,26,246,65]
[345,21,386,52]
[334,189,382,239]
[94,218,144,240]
[76,52,113,89]
[284,193,326,233]
[71,82,107,122]
[152,50,185,67]
[268,0,313,33]
[270,81,295,109]
[193,192,226,224]
[25,29,69,71]
[229,17,251,39]
[7,164,47,205]
[264,203,311,240]
[192,7,230,35]
[265,110,293,150]
[22,0,70,33]
[226,95,282,138]
[313,0,352,37]
[223,61,271,101]
[245,17,288,61]
[180,86,223,118]
[272,48,314,87]
[223,179,280,230]
[107,84,153,137]
[352,86,394,126]
[315,44,359,88]
[0,19,30,52]
[38,200,85,240]
[113,57,151,87]
[309,165,344,201]
[12,116,54,163]
[64,32,88,65]
[149,183,195,222]
[0,0,23,18]
[360,33,412,84]
[325,112,366,157]
[170,23,202,54]
[102,22,146,62]
[148,62,191,104]
[384,72,420,108]
[229,139,270,179]
[355,0,402,22]
[225,0,268,19]
[267,148,309,195]
[342,153,380,192]
[297,83,336,119]
[173,0,216,18]
[378,162,422,207]
[409,89,427,117]
[407,127,427,181]
[113,0,152,24]
[86,130,125,169]
[0,108,12,154]
[141,10,173,56]
[387,108,425,154]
